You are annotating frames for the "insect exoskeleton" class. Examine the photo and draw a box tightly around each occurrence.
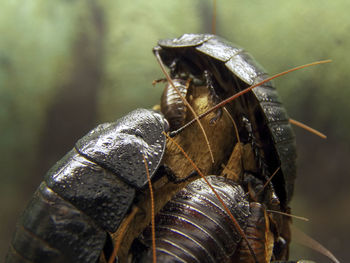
[6,109,169,263]
[160,78,189,131]
[132,176,251,262]
[7,29,321,262]
[132,176,283,263]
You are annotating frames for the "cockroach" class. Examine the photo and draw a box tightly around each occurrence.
[5,109,168,263]
[132,177,278,263]
[124,33,333,263]
[154,33,297,209]
[6,35,333,262]
[132,176,250,263]
[132,176,316,263]
[151,34,299,262]
[160,79,190,131]
[6,25,334,263]
[130,134,324,263]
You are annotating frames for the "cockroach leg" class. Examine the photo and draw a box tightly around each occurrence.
[202,70,223,124]
[152,78,167,86]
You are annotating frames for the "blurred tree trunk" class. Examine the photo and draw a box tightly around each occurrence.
[33,1,105,188]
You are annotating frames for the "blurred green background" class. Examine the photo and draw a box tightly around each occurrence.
[1,0,349,262]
